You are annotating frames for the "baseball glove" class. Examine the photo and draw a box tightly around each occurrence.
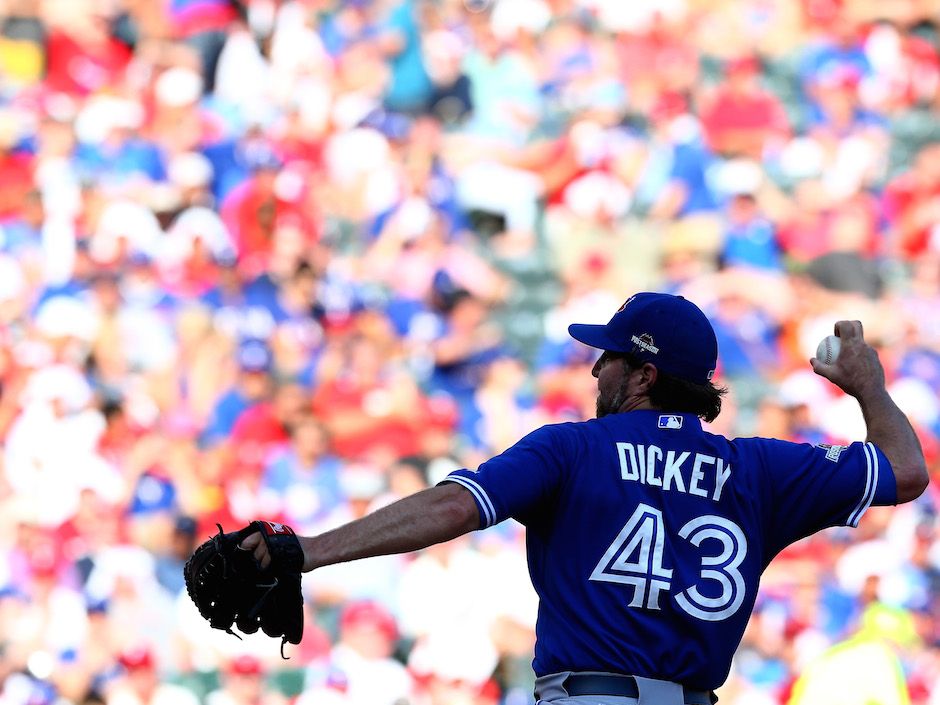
[184,521,304,656]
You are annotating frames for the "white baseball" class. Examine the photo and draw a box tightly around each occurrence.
[816,335,841,365]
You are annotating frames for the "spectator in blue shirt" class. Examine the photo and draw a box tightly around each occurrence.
[635,92,717,220]
[261,413,343,530]
[720,193,782,272]
[375,0,434,114]
[797,14,871,99]
[201,338,274,448]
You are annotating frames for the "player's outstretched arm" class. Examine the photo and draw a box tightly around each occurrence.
[811,320,929,503]
[240,483,481,571]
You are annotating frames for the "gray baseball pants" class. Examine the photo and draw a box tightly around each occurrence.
[535,672,700,705]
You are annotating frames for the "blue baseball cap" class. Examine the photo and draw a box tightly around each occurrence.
[237,339,273,373]
[568,292,718,384]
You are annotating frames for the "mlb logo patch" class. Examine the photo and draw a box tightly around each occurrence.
[658,415,683,430]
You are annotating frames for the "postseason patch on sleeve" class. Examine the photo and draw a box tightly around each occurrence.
[816,443,847,463]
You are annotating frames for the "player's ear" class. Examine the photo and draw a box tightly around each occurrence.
[637,363,658,393]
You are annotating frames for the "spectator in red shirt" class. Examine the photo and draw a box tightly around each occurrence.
[882,141,940,259]
[700,55,790,159]
[44,8,132,96]
[312,332,451,462]
[613,13,699,113]
[212,379,310,526]
[220,146,319,279]
[777,180,881,263]
[0,116,33,223]
[226,378,309,478]
[893,34,940,111]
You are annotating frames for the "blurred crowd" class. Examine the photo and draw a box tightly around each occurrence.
[1,0,940,703]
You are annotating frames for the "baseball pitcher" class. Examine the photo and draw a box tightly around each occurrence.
[189,292,927,705]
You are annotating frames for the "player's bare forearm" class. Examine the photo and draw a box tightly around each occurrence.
[812,320,928,503]
[857,387,928,502]
[298,483,480,572]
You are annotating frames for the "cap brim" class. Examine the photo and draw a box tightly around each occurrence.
[568,323,620,351]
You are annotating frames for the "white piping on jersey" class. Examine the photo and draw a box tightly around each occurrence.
[848,443,879,527]
[444,476,496,528]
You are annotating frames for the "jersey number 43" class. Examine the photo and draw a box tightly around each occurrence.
[589,503,747,622]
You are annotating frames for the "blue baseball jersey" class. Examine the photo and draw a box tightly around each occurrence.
[440,410,896,690]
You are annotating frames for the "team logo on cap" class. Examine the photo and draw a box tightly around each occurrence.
[617,295,638,312]
[630,333,659,354]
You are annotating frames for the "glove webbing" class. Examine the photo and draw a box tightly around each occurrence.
[211,524,292,658]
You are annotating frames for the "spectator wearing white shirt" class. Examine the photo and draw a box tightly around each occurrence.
[104,646,199,705]
[299,600,413,705]
[206,655,288,705]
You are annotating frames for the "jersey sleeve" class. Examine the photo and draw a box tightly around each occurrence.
[756,439,896,555]
[437,424,574,528]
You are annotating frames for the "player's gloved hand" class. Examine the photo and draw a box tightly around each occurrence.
[184,521,304,656]
[810,320,886,400]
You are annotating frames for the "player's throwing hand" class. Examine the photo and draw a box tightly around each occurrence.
[810,320,886,400]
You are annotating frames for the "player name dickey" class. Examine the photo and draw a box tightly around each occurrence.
[615,443,732,502]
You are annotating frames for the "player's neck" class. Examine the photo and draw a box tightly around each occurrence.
[617,395,658,414]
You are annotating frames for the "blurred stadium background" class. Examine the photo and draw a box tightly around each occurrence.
[0,0,940,703]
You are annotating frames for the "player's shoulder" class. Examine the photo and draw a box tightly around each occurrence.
[522,420,586,444]
[723,434,779,452]
[512,420,599,458]
[728,435,812,451]
[725,434,826,465]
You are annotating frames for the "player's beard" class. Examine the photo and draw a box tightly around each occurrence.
[596,370,632,418]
